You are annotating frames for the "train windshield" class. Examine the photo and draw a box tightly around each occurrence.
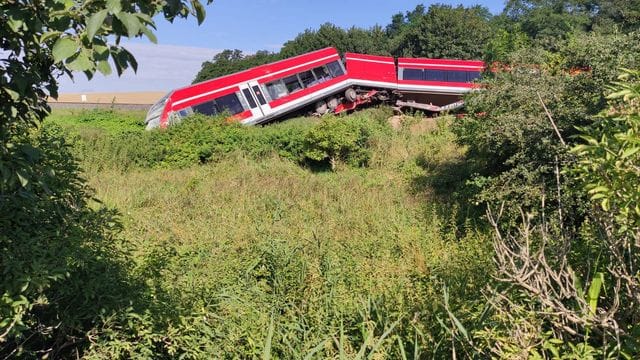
[145,92,171,130]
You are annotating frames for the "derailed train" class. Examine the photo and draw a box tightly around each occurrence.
[145,47,485,130]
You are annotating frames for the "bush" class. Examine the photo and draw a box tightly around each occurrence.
[53,109,392,172]
[0,125,137,357]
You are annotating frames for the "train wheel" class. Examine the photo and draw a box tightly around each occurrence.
[345,88,357,102]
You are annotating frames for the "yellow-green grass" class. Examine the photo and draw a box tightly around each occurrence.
[78,113,491,357]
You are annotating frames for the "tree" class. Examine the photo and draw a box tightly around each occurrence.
[390,4,493,59]
[1,0,210,356]
[193,49,279,83]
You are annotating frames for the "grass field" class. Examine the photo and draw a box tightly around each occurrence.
[44,108,492,358]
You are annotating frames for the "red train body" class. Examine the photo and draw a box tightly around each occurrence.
[145,47,485,130]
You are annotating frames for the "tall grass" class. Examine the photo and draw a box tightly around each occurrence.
[45,108,493,358]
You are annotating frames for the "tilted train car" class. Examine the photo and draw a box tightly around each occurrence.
[145,47,485,129]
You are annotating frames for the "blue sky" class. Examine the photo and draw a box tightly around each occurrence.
[59,0,505,93]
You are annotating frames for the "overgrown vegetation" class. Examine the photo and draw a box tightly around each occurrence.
[48,107,390,171]
[3,0,640,358]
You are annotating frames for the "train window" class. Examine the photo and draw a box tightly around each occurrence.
[402,68,423,81]
[447,71,467,83]
[242,88,257,109]
[192,100,219,116]
[424,70,446,81]
[467,71,481,81]
[252,85,267,105]
[298,70,316,88]
[265,80,288,100]
[312,66,331,83]
[326,61,345,77]
[216,93,244,115]
[283,75,303,94]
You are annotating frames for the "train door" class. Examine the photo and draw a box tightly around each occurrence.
[239,84,264,121]
[247,80,273,117]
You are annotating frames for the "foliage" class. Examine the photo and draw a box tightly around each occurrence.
[303,113,388,170]
[389,4,493,60]
[453,32,640,224]
[192,49,279,84]
[280,23,390,59]
[0,127,137,358]
[45,108,146,134]
[38,108,494,358]
[0,0,210,355]
[571,69,640,325]
[503,0,640,47]
[460,70,640,359]
[52,108,395,172]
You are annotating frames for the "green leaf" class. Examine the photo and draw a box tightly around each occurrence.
[93,44,109,61]
[16,171,29,187]
[140,26,157,44]
[96,60,112,76]
[115,12,141,37]
[106,0,122,14]
[587,273,604,315]
[52,36,77,63]
[4,88,19,101]
[66,50,94,72]
[7,17,24,32]
[86,9,108,38]
[191,0,206,25]
[621,147,639,159]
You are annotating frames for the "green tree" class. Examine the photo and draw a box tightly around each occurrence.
[280,23,349,57]
[193,49,279,83]
[390,4,492,59]
[1,0,210,356]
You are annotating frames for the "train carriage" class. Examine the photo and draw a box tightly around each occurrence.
[146,47,351,129]
[145,47,486,129]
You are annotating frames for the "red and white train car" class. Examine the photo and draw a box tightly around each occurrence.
[395,57,484,107]
[146,48,352,129]
[145,47,485,129]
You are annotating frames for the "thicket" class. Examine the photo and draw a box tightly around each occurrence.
[56,107,392,172]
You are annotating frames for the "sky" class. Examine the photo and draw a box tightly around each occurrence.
[59,0,505,93]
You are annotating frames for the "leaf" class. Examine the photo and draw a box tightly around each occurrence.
[621,147,639,159]
[140,26,157,44]
[93,44,109,61]
[86,9,108,38]
[122,48,138,72]
[106,0,122,14]
[115,12,141,37]
[587,273,604,315]
[16,171,29,187]
[96,60,112,76]
[262,315,274,360]
[4,88,19,100]
[191,0,206,25]
[66,50,94,72]
[52,36,77,63]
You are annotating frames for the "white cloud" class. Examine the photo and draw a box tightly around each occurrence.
[58,42,222,93]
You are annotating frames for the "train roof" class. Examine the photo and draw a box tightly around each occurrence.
[171,47,340,99]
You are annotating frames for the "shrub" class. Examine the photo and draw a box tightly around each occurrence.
[303,110,391,170]
[0,125,136,357]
